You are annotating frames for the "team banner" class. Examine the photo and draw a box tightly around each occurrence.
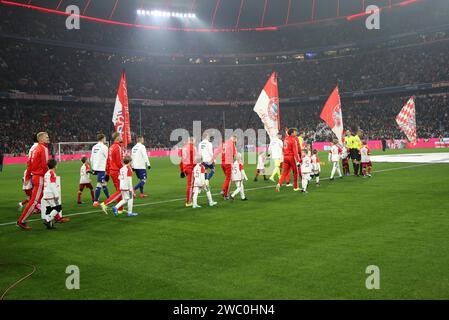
[396,96,417,144]
[320,85,344,143]
[253,72,280,140]
[112,71,131,147]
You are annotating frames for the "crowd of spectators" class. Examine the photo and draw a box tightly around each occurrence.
[1,1,448,156]
[1,38,449,101]
[1,94,448,155]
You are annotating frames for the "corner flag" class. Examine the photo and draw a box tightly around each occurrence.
[396,96,417,144]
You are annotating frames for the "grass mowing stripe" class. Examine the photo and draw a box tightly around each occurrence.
[0,162,433,227]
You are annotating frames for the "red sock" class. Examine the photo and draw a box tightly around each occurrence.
[21,199,29,206]
[90,189,94,201]
[77,191,82,203]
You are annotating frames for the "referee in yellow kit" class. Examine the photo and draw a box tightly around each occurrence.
[344,130,361,176]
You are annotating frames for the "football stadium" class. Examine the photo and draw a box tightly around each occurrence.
[0,0,449,309]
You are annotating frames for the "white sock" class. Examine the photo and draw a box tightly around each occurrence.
[115,199,126,209]
[127,198,134,213]
[240,183,245,199]
[49,209,60,222]
[206,190,213,204]
[40,206,46,221]
[302,178,308,191]
[231,182,240,198]
[316,176,320,184]
[193,188,200,206]
[331,164,336,179]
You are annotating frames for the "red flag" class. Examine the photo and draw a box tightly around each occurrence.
[320,86,344,143]
[396,97,417,144]
[112,71,131,148]
[253,72,280,139]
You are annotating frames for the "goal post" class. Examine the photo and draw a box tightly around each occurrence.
[56,141,109,162]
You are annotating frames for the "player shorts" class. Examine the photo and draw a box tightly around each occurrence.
[256,169,265,174]
[134,169,147,181]
[120,190,133,201]
[349,149,361,161]
[79,183,93,190]
[302,173,312,181]
[95,171,106,183]
[41,198,57,209]
[41,198,60,218]
[202,162,215,170]
[23,189,33,197]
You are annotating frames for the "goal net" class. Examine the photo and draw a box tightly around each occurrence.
[55,141,109,162]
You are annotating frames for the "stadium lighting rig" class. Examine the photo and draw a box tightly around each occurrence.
[137,9,196,19]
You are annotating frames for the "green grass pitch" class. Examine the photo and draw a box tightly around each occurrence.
[0,148,449,300]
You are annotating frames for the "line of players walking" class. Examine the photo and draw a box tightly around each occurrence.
[178,128,373,207]
[17,132,152,230]
[16,128,373,230]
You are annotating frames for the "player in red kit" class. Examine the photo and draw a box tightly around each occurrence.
[211,135,237,200]
[100,132,124,214]
[17,132,50,230]
[179,137,197,207]
[277,128,301,192]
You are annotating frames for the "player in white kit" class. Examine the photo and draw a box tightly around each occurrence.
[231,153,248,201]
[198,133,215,185]
[131,136,151,198]
[192,156,218,209]
[90,134,110,206]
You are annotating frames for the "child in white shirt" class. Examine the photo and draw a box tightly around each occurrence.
[231,153,248,201]
[112,156,138,217]
[300,150,312,193]
[192,156,218,208]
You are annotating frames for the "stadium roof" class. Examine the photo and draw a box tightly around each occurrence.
[1,0,421,32]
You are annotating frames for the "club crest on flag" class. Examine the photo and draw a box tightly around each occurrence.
[332,102,342,128]
[253,72,280,139]
[320,85,344,143]
[114,111,125,134]
[267,97,279,122]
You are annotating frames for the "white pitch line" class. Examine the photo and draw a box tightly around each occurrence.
[0,163,436,227]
